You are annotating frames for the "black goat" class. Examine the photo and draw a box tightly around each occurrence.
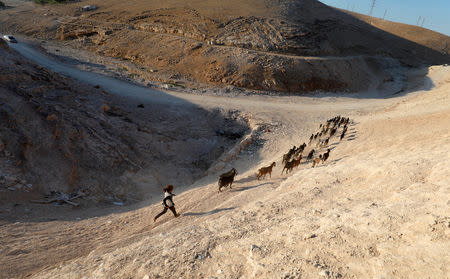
[218,168,237,192]
[307,149,315,160]
[322,149,331,163]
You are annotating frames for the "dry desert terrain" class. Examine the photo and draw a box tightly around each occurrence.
[0,0,449,278]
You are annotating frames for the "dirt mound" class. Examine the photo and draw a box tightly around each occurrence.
[1,0,449,92]
[0,46,248,206]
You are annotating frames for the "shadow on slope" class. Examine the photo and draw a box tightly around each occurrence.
[0,41,249,223]
[183,207,236,216]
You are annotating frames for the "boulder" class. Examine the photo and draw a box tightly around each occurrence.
[82,5,97,12]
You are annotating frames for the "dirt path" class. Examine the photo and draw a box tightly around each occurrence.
[9,41,399,111]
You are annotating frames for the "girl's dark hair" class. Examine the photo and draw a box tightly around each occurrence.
[163,184,174,192]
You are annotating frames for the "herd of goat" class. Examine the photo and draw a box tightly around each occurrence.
[218,116,351,192]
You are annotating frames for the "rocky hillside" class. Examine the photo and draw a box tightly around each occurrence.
[0,43,247,205]
[1,0,449,92]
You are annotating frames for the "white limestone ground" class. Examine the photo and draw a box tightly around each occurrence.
[25,65,450,279]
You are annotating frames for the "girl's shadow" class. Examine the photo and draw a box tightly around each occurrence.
[183,207,236,216]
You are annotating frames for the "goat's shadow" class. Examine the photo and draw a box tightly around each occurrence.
[183,207,236,216]
[328,156,348,164]
[234,175,257,183]
[327,142,339,147]
[232,182,273,192]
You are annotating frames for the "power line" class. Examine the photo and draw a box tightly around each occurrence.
[368,0,376,16]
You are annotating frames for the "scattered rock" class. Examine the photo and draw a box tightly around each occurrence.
[303,233,317,240]
[5,175,19,187]
[82,5,97,12]
[250,244,261,252]
[195,251,211,260]
[104,106,124,117]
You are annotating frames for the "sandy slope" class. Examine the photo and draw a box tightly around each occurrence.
[1,59,448,278]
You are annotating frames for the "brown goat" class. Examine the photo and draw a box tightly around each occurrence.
[257,162,276,180]
[282,153,290,165]
[292,155,302,168]
[312,155,323,168]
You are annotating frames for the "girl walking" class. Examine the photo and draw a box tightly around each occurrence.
[153,185,180,222]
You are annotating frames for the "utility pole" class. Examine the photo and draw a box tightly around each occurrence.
[383,9,387,20]
[417,16,421,25]
[368,0,376,16]
[421,18,425,27]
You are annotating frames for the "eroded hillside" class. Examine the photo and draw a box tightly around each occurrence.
[1,0,449,92]
[0,41,248,209]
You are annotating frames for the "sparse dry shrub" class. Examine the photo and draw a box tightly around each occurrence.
[112,157,123,167]
[34,0,70,4]
[69,128,84,141]
[46,114,58,121]
[64,151,72,159]
[52,124,60,140]
[100,103,111,113]
[22,137,31,155]
[78,129,84,140]
[68,163,77,187]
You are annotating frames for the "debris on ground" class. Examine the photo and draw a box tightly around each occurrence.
[31,189,87,207]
